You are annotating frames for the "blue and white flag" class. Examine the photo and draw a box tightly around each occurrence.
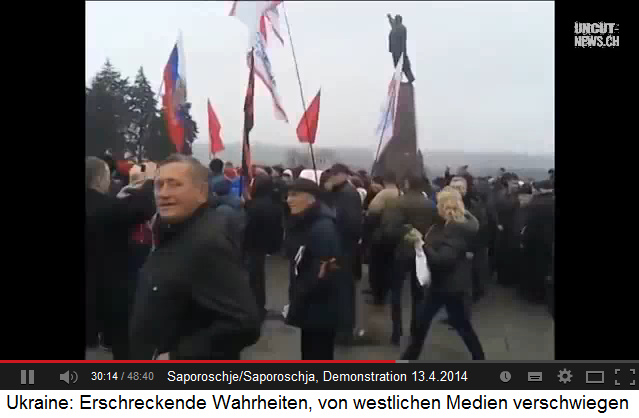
[375,53,404,153]
[231,0,288,123]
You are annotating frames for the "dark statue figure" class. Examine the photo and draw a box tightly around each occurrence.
[387,14,415,83]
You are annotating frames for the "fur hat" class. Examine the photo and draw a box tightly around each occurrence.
[288,178,322,198]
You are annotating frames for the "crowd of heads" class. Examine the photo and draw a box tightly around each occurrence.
[88,151,554,214]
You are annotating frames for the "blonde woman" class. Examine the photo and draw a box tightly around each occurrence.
[400,187,485,360]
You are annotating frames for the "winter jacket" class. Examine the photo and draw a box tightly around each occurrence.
[85,182,155,346]
[324,181,362,256]
[129,205,260,359]
[117,181,156,271]
[208,173,226,201]
[522,192,554,262]
[245,178,284,254]
[380,190,439,260]
[230,177,242,197]
[285,202,342,331]
[464,193,489,250]
[423,211,479,296]
[209,196,246,253]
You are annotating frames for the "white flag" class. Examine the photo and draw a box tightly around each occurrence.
[375,53,404,153]
[265,7,284,46]
[231,0,288,122]
[251,33,288,122]
[230,1,283,49]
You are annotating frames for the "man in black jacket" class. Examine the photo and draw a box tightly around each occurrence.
[244,175,284,319]
[129,154,260,360]
[380,174,437,344]
[519,180,554,303]
[285,178,342,359]
[324,163,363,344]
[209,178,247,253]
[86,157,156,359]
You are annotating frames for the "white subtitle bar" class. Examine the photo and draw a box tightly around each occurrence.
[1,390,636,416]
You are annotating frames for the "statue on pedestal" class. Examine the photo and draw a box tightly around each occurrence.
[387,14,415,83]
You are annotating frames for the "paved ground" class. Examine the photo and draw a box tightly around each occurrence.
[87,255,554,360]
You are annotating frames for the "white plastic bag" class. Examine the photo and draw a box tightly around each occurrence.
[414,239,431,287]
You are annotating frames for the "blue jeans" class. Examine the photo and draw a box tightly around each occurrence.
[401,290,485,360]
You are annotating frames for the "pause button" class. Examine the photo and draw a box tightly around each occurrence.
[21,370,34,385]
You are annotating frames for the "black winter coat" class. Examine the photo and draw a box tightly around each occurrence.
[245,180,284,254]
[494,190,521,250]
[325,181,362,256]
[209,196,246,253]
[522,192,554,266]
[424,212,479,296]
[85,182,156,346]
[285,203,342,331]
[129,205,260,359]
[464,193,489,250]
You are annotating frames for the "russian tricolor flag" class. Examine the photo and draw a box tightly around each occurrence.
[162,32,187,153]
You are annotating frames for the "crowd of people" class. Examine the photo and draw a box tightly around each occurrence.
[86,152,555,360]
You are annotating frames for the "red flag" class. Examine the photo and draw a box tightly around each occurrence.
[296,89,321,144]
[240,50,256,198]
[207,99,224,154]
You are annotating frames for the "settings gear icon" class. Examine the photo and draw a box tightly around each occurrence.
[558,368,573,384]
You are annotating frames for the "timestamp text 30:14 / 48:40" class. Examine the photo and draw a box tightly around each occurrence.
[91,372,155,381]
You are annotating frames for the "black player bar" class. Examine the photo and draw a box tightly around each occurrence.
[1,362,636,391]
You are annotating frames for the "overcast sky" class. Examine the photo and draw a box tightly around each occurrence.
[86,1,554,155]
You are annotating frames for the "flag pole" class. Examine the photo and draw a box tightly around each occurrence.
[239,48,255,199]
[371,63,403,175]
[282,2,318,184]
[371,94,394,176]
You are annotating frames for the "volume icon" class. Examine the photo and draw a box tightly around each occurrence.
[60,370,78,385]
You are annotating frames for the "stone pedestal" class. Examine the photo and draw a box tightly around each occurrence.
[373,82,419,181]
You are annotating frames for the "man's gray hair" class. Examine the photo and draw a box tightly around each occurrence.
[86,156,109,189]
[158,153,209,185]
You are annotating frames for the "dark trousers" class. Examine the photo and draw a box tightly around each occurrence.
[301,329,336,360]
[471,248,489,301]
[496,232,519,286]
[102,312,130,360]
[337,253,356,337]
[391,259,423,338]
[392,51,415,82]
[101,278,135,360]
[518,243,552,303]
[105,331,129,360]
[370,243,395,305]
[401,291,485,360]
[246,250,267,318]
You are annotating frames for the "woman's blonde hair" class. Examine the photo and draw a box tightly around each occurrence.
[437,186,466,223]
